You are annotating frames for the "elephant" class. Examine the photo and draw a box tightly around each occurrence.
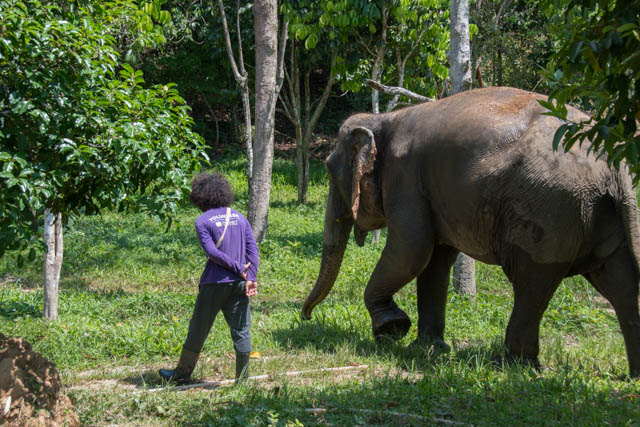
[301,86,640,377]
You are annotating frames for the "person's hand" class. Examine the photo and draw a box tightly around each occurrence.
[241,262,251,280]
[245,281,258,297]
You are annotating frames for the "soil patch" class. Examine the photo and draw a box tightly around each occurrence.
[0,333,79,426]
[275,134,336,160]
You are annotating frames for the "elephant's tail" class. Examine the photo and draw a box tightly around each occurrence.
[616,169,640,278]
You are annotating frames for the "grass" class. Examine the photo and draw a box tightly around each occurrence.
[1,152,639,425]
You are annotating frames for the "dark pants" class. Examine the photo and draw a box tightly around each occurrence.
[183,281,251,354]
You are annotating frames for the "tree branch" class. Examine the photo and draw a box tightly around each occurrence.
[235,0,246,76]
[276,17,288,93]
[365,79,434,103]
[308,52,338,133]
[495,0,514,26]
[216,0,246,85]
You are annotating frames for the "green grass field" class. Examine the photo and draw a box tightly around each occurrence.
[2,153,639,425]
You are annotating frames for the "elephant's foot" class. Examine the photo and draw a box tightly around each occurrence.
[409,336,451,355]
[371,304,411,341]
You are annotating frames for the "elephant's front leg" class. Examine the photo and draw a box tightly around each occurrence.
[414,245,459,349]
[364,213,435,340]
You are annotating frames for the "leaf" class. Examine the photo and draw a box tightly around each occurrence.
[616,23,637,33]
[538,99,557,113]
[157,10,171,25]
[143,3,154,16]
[569,41,582,62]
[553,124,568,151]
[305,33,318,50]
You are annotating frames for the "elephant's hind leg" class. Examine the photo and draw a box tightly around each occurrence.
[503,250,568,367]
[414,245,459,349]
[586,244,640,377]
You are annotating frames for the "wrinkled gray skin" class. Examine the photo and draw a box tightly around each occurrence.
[302,87,640,377]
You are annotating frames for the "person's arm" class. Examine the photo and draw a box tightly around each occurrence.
[195,221,243,276]
[244,222,260,282]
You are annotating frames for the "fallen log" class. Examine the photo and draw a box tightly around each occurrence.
[140,364,369,394]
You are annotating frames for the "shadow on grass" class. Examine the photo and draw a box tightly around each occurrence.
[270,317,453,372]
[179,367,640,426]
[0,300,41,320]
[122,369,224,389]
[269,313,552,378]
[123,370,168,388]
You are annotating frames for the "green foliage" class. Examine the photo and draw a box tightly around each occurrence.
[139,0,253,146]
[83,0,172,62]
[0,0,207,258]
[380,0,450,98]
[541,0,640,180]
[281,0,370,76]
[471,0,553,91]
[281,0,450,106]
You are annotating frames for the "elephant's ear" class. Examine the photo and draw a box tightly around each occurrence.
[349,127,377,221]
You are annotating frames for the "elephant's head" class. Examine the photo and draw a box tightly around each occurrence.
[301,123,385,319]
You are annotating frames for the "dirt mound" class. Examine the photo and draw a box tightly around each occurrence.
[0,333,79,427]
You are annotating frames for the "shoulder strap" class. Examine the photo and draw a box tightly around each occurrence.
[215,208,232,249]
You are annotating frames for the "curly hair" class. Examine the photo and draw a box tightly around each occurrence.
[189,173,234,211]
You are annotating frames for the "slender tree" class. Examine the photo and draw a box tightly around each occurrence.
[216,0,253,181]
[278,42,337,204]
[449,0,476,296]
[249,0,287,241]
[449,0,473,93]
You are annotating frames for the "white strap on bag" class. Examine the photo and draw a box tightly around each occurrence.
[215,208,232,248]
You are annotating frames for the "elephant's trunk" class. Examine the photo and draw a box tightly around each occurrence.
[301,187,353,319]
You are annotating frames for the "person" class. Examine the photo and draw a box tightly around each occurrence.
[159,172,259,384]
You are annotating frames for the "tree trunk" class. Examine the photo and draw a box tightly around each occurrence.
[371,5,389,115]
[296,137,310,204]
[497,47,503,86]
[295,107,310,204]
[449,0,476,296]
[249,0,279,242]
[241,86,253,181]
[452,250,476,296]
[449,0,473,94]
[43,210,63,320]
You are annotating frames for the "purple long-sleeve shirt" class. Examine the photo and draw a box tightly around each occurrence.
[195,207,259,285]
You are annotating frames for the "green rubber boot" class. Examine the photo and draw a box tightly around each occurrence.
[159,347,199,384]
[235,352,250,384]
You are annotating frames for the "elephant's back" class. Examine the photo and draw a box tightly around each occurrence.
[401,87,550,153]
[409,88,617,266]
